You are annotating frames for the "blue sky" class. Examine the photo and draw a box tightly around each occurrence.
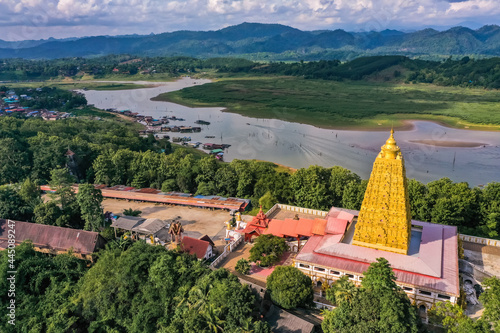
[0,0,498,41]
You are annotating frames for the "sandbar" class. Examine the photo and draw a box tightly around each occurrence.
[409,140,487,148]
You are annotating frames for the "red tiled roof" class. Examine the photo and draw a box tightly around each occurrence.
[181,236,210,259]
[0,219,101,255]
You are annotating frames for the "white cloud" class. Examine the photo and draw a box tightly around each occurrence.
[0,0,498,40]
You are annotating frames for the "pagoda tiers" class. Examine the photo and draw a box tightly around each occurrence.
[239,207,271,242]
[352,129,412,255]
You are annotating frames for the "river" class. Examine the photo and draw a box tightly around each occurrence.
[80,77,500,186]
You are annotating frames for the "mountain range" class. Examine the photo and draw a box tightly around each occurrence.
[1,22,500,60]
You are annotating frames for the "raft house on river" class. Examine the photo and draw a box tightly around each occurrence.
[40,185,251,212]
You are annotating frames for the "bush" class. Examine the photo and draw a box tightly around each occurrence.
[249,235,288,267]
[267,266,314,309]
[123,208,141,217]
[235,258,251,275]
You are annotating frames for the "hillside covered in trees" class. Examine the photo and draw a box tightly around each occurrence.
[1,23,500,60]
[0,241,271,333]
[2,55,500,89]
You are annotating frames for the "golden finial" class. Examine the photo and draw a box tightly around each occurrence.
[381,129,400,159]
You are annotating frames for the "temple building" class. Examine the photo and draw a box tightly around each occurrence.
[292,130,460,315]
[237,131,459,315]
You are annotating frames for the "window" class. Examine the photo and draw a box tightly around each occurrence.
[299,263,310,269]
[403,287,413,292]
[330,270,341,275]
[346,274,355,279]
[438,294,451,300]
[419,290,432,296]
[314,267,325,272]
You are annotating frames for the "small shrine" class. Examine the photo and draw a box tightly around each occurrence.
[239,206,271,242]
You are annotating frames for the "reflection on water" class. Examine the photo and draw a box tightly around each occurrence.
[81,77,500,186]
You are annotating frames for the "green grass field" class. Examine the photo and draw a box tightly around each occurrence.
[6,81,154,91]
[153,77,500,130]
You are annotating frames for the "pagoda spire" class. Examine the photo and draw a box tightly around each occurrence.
[352,130,411,255]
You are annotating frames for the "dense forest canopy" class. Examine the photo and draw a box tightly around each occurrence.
[0,115,498,239]
[1,55,500,89]
[0,241,270,333]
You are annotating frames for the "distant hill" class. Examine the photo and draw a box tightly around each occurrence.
[1,22,500,60]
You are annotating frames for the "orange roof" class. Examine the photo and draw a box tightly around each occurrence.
[261,217,328,239]
[263,220,284,237]
[311,219,327,235]
[280,219,299,237]
[295,218,314,236]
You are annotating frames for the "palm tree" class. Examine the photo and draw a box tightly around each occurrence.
[203,304,225,333]
[239,317,254,333]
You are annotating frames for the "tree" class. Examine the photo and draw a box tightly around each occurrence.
[0,137,30,184]
[49,167,76,210]
[123,208,142,217]
[235,259,251,275]
[322,258,419,333]
[33,201,63,226]
[290,165,332,210]
[259,191,278,211]
[19,177,42,210]
[330,166,360,207]
[325,275,357,306]
[0,185,32,221]
[249,235,288,267]
[266,266,314,309]
[428,301,491,333]
[76,183,104,231]
[480,277,500,332]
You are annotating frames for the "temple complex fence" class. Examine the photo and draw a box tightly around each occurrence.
[266,204,328,218]
[459,234,500,247]
[209,233,243,269]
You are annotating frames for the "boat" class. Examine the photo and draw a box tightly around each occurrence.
[205,135,215,138]
[195,120,211,125]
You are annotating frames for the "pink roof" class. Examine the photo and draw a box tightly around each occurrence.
[326,218,349,235]
[296,220,460,296]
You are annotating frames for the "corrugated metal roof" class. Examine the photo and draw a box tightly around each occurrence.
[0,219,101,255]
[134,218,168,234]
[111,216,145,230]
[40,185,249,211]
[326,218,348,235]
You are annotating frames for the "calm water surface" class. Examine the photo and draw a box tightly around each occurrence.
[81,78,500,186]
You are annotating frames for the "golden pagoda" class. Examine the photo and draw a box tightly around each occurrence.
[352,129,412,255]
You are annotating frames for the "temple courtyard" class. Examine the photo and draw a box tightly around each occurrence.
[102,198,253,251]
